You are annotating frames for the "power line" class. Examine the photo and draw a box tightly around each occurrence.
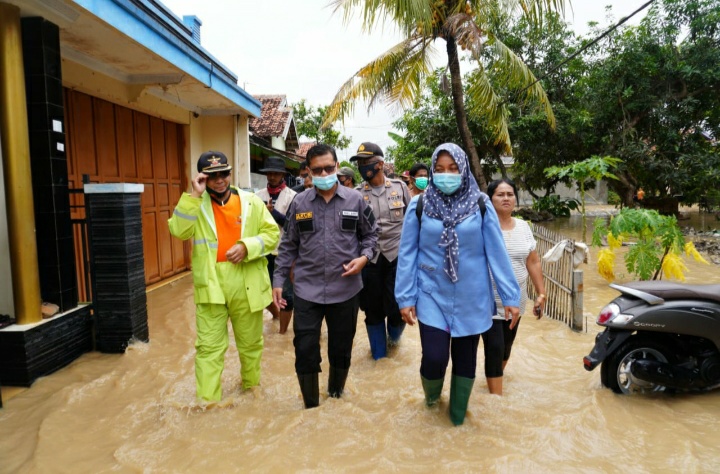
[508,0,657,102]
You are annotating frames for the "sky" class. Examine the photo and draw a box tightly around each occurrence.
[160,0,651,161]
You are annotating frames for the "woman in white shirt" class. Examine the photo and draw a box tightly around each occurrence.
[482,178,547,395]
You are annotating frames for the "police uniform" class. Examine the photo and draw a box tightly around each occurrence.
[273,183,378,408]
[349,141,412,360]
[356,177,411,358]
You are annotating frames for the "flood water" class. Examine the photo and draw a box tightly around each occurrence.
[1,210,720,473]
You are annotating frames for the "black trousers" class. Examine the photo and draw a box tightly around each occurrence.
[418,321,480,379]
[293,294,359,375]
[481,318,522,377]
[360,253,402,327]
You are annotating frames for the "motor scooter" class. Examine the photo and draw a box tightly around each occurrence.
[583,281,720,394]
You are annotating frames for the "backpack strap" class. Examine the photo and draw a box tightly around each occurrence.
[415,194,485,230]
[415,194,424,225]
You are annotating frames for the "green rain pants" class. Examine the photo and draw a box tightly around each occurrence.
[195,262,264,401]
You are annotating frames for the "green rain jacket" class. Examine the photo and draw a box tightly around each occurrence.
[168,186,280,312]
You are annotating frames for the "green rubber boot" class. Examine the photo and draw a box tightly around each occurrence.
[449,375,475,426]
[421,375,444,407]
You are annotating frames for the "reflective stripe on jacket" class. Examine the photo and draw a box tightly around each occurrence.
[168,186,280,311]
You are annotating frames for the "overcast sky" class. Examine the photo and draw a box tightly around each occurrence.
[160,0,651,160]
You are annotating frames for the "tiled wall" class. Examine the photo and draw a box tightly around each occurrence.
[22,18,77,312]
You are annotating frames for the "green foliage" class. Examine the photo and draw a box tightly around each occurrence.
[579,0,720,206]
[545,155,622,184]
[386,71,500,179]
[292,99,352,150]
[607,190,621,206]
[498,10,596,198]
[591,208,688,281]
[323,0,564,188]
[532,195,579,217]
[546,155,621,242]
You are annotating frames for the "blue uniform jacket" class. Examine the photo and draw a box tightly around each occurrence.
[395,196,521,337]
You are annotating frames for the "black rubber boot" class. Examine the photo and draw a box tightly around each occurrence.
[297,373,319,409]
[328,366,349,398]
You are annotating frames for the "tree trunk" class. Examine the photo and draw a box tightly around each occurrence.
[445,34,487,191]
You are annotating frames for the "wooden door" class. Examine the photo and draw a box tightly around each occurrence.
[65,89,189,291]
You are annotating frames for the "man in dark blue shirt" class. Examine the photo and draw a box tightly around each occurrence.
[273,144,378,408]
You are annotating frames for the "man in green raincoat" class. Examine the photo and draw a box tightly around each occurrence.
[168,151,279,402]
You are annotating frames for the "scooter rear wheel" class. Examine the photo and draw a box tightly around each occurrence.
[603,337,674,395]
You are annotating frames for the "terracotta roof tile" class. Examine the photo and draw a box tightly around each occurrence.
[249,95,293,138]
[296,141,316,158]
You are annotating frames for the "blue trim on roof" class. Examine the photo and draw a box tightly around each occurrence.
[71,0,261,117]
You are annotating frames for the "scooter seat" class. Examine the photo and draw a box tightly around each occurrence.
[621,281,720,304]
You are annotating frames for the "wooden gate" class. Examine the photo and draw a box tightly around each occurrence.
[531,224,584,331]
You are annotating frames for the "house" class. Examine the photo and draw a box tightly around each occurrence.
[248,94,304,189]
[0,0,261,390]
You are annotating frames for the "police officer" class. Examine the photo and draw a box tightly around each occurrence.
[256,156,296,334]
[350,142,411,360]
[272,144,378,409]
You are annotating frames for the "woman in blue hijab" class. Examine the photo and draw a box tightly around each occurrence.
[395,143,521,426]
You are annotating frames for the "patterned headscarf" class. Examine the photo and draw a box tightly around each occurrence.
[423,143,483,283]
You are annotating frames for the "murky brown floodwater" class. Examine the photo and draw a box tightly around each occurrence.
[2,210,720,473]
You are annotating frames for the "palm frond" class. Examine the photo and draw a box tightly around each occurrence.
[330,0,436,36]
[487,33,556,128]
[446,13,555,130]
[465,65,512,153]
[322,35,435,128]
[515,0,566,25]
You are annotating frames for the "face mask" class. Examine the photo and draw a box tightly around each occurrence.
[414,177,429,191]
[312,173,338,191]
[359,163,380,182]
[433,173,462,195]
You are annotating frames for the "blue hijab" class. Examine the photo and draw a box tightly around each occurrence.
[423,143,483,283]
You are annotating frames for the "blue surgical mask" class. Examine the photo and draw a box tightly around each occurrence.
[433,173,462,195]
[414,177,429,191]
[312,173,338,191]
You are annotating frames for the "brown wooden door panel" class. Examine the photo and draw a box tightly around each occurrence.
[165,123,181,180]
[65,89,189,289]
[94,99,120,179]
[150,117,167,179]
[142,211,160,283]
[157,183,169,208]
[135,113,153,180]
[142,182,156,208]
[68,92,97,177]
[157,210,174,278]
[115,107,137,179]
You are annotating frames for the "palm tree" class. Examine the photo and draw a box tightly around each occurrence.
[323,0,565,190]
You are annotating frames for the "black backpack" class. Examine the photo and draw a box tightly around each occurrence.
[415,194,486,228]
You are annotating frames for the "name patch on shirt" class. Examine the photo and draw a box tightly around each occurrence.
[296,212,313,220]
[341,211,359,217]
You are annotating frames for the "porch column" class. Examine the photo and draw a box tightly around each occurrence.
[0,3,42,324]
